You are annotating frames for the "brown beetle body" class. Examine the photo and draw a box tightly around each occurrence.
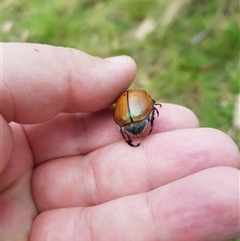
[114,89,162,147]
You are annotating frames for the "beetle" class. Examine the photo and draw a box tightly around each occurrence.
[113,89,162,147]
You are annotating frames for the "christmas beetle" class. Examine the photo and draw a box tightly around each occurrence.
[114,89,162,147]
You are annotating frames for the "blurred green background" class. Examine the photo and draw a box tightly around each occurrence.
[2,0,240,148]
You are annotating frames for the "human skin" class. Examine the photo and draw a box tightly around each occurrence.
[1,43,239,241]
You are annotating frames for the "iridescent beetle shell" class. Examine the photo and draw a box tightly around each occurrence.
[114,89,162,147]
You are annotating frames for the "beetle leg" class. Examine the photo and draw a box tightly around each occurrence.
[148,113,154,135]
[127,140,141,147]
[120,128,141,147]
[153,103,162,117]
[148,103,162,135]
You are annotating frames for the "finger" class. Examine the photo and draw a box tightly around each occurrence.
[30,167,240,241]
[23,103,199,163]
[32,128,239,211]
[1,122,33,187]
[0,115,13,171]
[0,124,37,240]
[1,43,136,123]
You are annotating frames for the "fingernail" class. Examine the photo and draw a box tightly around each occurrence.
[105,55,128,64]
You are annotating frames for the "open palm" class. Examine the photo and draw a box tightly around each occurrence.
[1,43,239,241]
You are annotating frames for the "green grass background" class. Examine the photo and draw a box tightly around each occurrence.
[2,0,240,240]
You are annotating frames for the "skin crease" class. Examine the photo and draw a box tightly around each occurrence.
[1,43,240,241]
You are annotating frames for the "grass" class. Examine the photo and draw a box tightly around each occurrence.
[2,0,240,147]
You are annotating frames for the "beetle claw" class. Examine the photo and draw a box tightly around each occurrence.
[153,103,162,117]
[126,140,141,147]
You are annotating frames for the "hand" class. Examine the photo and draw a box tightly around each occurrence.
[1,43,239,241]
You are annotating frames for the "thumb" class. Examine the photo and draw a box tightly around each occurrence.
[1,43,136,124]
